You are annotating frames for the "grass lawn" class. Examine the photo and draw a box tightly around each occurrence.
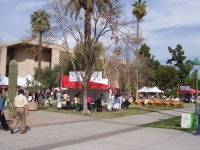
[140,115,197,131]
[38,102,195,119]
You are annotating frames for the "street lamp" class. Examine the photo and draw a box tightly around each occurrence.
[192,58,200,126]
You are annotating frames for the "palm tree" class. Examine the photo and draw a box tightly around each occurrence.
[30,10,50,80]
[67,0,112,46]
[66,0,113,113]
[132,0,147,99]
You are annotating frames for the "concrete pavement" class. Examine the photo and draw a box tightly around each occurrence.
[0,106,199,150]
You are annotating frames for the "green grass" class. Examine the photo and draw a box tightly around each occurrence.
[140,116,197,131]
[38,103,195,119]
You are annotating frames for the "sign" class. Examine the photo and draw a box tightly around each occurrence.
[181,113,194,128]
[180,86,190,91]
[69,71,102,82]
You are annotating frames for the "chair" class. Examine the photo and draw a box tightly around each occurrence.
[148,99,155,106]
[162,100,171,107]
[176,101,184,107]
[170,101,178,107]
[169,101,184,107]
[129,98,134,105]
[154,99,163,106]
[134,99,142,105]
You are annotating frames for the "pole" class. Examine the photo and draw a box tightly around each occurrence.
[194,69,198,126]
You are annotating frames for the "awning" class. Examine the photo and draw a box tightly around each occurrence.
[61,75,109,89]
[178,87,200,94]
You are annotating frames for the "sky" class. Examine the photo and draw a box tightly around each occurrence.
[0,0,200,64]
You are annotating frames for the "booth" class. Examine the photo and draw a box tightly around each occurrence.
[178,87,200,94]
[61,75,110,102]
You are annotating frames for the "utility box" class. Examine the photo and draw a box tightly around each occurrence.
[181,113,194,128]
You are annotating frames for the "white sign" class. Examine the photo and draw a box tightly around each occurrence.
[69,71,102,82]
[180,86,190,91]
[181,113,193,128]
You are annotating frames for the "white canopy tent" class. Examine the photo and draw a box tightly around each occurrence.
[151,87,164,93]
[0,75,41,87]
[0,76,8,86]
[138,86,164,93]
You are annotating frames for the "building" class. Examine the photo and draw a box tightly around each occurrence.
[0,40,119,89]
[0,40,73,77]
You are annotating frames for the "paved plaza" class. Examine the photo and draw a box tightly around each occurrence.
[0,107,199,150]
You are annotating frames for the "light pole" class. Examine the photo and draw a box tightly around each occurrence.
[192,58,200,126]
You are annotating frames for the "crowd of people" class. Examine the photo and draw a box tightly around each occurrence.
[86,93,132,112]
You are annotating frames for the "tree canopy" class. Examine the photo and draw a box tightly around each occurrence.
[166,44,192,84]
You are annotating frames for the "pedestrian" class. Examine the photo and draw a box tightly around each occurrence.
[113,94,120,111]
[73,94,79,111]
[77,93,80,110]
[194,96,200,135]
[63,90,70,110]
[9,89,29,134]
[0,90,9,131]
[56,90,62,109]
[87,96,92,110]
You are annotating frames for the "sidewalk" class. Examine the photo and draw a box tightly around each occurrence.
[0,107,199,150]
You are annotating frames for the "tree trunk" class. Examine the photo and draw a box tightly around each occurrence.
[136,20,139,100]
[37,31,42,80]
[82,84,88,114]
[82,7,92,114]
[84,7,91,47]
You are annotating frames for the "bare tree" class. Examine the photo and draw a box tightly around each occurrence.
[47,0,135,114]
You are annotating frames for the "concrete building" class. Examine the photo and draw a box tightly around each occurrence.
[0,40,119,89]
[0,40,73,77]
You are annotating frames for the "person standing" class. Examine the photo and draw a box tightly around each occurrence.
[194,96,200,135]
[77,93,80,110]
[113,94,120,111]
[0,90,9,131]
[95,94,103,111]
[9,89,29,134]
[56,90,62,109]
[87,96,92,110]
[63,91,70,110]
[73,94,79,111]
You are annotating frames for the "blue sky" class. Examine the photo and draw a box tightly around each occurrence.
[0,0,200,64]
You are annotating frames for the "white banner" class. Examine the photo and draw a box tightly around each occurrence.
[69,71,102,82]
[180,86,190,91]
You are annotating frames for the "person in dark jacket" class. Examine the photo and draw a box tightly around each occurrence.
[0,90,9,131]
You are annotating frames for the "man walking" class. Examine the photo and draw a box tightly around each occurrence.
[9,89,29,134]
[0,90,9,131]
